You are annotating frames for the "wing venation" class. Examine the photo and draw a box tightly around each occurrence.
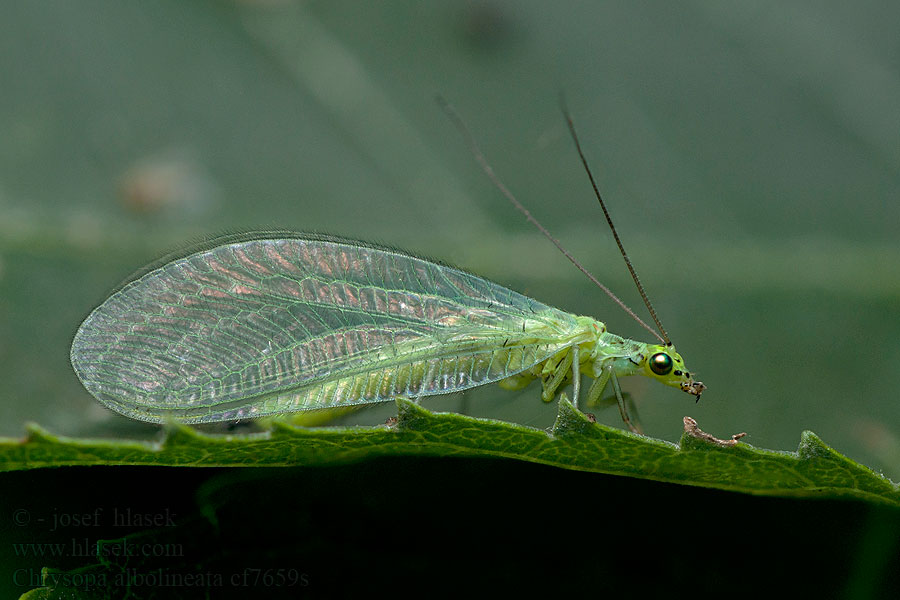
[71,237,584,422]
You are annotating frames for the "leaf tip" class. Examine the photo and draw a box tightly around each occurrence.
[797,430,831,460]
[395,397,432,430]
[23,423,59,445]
[551,394,597,436]
[159,421,207,448]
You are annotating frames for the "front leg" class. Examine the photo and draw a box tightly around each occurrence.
[587,365,642,434]
[609,370,642,434]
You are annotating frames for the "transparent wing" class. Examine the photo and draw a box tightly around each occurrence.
[71,236,584,423]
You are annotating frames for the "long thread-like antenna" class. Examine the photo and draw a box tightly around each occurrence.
[437,95,665,344]
[558,94,671,345]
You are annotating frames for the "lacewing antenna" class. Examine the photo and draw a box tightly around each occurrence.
[437,95,667,345]
[558,93,671,345]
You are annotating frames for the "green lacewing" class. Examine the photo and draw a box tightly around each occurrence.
[70,102,704,430]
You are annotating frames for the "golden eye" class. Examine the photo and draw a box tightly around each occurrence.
[649,353,673,376]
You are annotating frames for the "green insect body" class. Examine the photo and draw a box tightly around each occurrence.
[72,102,707,431]
[70,234,703,425]
[498,324,700,406]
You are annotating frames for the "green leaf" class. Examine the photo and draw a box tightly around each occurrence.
[1,399,896,507]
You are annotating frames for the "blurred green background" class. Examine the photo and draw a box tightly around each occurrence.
[1,0,898,483]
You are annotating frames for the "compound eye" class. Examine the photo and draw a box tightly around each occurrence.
[649,353,673,376]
